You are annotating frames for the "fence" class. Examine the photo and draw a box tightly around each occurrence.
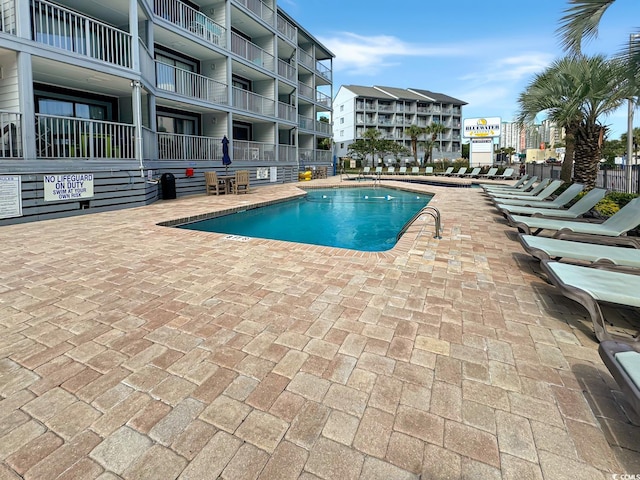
[524,163,640,195]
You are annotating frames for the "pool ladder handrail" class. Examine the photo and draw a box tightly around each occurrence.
[396,205,442,241]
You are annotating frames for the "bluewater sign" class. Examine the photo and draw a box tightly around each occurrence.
[43,173,94,202]
[0,175,22,219]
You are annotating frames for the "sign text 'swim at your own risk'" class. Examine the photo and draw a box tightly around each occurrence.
[43,174,95,202]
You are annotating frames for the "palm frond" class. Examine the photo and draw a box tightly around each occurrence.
[557,0,616,52]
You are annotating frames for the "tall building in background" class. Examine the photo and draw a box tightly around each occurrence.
[0,0,333,225]
[499,120,564,152]
[333,85,466,163]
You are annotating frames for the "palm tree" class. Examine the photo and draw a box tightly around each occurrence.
[423,122,447,164]
[405,125,426,165]
[517,55,627,188]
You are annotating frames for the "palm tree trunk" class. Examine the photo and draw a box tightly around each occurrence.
[573,123,604,190]
[560,126,577,183]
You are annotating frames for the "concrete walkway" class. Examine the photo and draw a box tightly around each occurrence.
[0,176,638,479]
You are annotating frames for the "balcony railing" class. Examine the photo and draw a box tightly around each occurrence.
[316,120,331,135]
[278,102,296,122]
[233,140,275,161]
[233,0,274,27]
[154,0,226,48]
[298,115,313,130]
[232,87,275,116]
[299,148,313,164]
[0,111,21,158]
[278,144,296,162]
[276,14,296,43]
[316,91,331,108]
[1,0,16,35]
[157,132,222,160]
[298,82,313,100]
[297,50,314,70]
[231,32,274,71]
[315,150,331,162]
[36,114,135,159]
[156,62,228,104]
[316,62,332,82]
[277,59,296,82]
[32,0,132,69]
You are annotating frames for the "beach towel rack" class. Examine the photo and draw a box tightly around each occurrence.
[397,205,442,241]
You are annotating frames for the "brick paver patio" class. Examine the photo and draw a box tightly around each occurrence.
[0,176,638,479]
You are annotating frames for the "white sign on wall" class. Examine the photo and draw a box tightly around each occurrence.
[43,173,94,202]
[0,175,22,219]
[463,117,501,138]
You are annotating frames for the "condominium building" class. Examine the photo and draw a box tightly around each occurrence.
[499,120,564,153]
[0,0,333,225]
[333,85,466,163]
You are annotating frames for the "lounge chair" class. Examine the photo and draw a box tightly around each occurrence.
[496,183,588,209]
[411,166,420,175]
[464,167,482,178]
[436,167,454,176]
[488,179,559,201]
[233,170,250,194]
[424,166,434,175]
[387,166,395,175]
[398,166,407,175]
[205,171,225,195]
[540,260,640,343]
[482,175,534,192]
[362,166,371,175]
[509,197,640,244]
[598,340,640,423]
[375,166,383,175]
[518,234,640,267]
[491,168,515,180]
[500,186,605,220]
[454,167,468,177]
[478,167,499,179]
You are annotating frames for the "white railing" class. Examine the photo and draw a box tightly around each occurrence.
[157,132,222,160]
[316,120,331,135]
[0,111,21,158]
[32,0,132,68]
[232,87,275,116]
[297,50,314,70]
[1,0,16,35]
[233,0,274,26]
[298,82,313,100]
[233,140,275,160]
[230,32,274,71]
[277,59,296,82]
[276,14,296,43]
[154,0,226,48]
[278,144,296,162]
[316,91,331,108]
[299,148,313,164]
[156,62,228,104]
[278,102,296,122]
[315,150,331,162]
[139,40,155,81]
[36,114,135,159]
[316,62,332,82]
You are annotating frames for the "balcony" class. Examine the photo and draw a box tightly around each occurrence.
[154,0,226,48]
[278,144,296,162]
[276,14,296,43]
[316,62,332,82]
[278,102,296,122]
[233,140,275,160]
[231,32,274,71]
[0,111,21,158]
[36,114,135,159]
[315,91,331,108]
[298,115,313,131]
[32,0,132,69]
[297,50,314,70]
[232,87,275,116]
[315,120,331,135]
[233,0,274,27]
[298,82,313,100]
[156,62,228,104]
[1,0,16,35]
[155,132,223,160]
[277,59,296,82]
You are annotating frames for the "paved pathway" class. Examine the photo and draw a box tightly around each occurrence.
[0,176,638,479]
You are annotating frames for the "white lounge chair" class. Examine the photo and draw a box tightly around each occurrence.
[398,166,407,175]
[464,167,482,178]
[501,187,606,222]
[496,183,586,208]
[436,167,454,176]
[599,341,640,422]
[411,166,420,175]
[387,166,395,175]
[489,179,561,202]
[454,167,468,177]
[479,167,499,179]
[424,166,434,175]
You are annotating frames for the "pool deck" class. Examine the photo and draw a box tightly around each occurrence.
[1,175,639,479]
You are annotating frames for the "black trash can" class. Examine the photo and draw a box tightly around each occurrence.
[160,172,176,200]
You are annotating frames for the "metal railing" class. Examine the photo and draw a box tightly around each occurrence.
[298,115,313,130]
[232,87,275,116]
[36,114,135,159]
[156,62,228,104]
[297,50,314,70]
[316,62,332,82]
[32,0,132,68]
[397,205,442,241]
[157,132,222,160]
[276,14,296,43]
[278,102,296,122]
[0,111,21,158]
[154,0,226,47]
[1,0,16,35]
[277,58,296,82]
[233,0,274,26]
[524,163,640,194]
[316,91,331,108]
[298,82,313,100]
[231,32,274,71]
[233,140,275,161]
[278,144,296,162]
[316,120,331,135]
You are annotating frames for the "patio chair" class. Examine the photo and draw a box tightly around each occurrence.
[446,167,464,176]
[478,167,499,179]
[489,179,559,201]
[362,166,371,175]
[375,166,383,174]
[540,260,640,343]
[509,197,640,241]
[464,167,482,178]
[233,170,250,194]
[496,183,589,210]
[398,166,407,175]
[492,168,515,180]
[454,167,468,177]
[496,183,607,218]
[518,234,640,268]
[411,166,420,175]
[482,175,533,192]
[387,166,395,175]
[424,166,434,175]
[598,340,640,423]
[205,171,225,195]
[436,167,454,176]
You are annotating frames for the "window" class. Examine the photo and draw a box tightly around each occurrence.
[340,105,344,112]
[340,118,344,124]
[340,143,344,148]
[155,50,198,95]
[233,121,252,141]
[340,130,344,136]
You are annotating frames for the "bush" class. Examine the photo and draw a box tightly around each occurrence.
[593,197,620,217]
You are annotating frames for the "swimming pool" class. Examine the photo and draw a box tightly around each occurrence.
[178,187,432,251]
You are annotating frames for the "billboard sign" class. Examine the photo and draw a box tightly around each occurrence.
[463,117,501,138]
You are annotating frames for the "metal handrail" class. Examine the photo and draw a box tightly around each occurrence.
[397,205,442,241]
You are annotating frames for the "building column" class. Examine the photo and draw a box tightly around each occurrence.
[16,52,36,160]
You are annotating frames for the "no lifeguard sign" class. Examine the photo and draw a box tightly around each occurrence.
[43,173,94,202]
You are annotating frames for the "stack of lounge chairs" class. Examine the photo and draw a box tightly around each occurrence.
[482,179,640,422]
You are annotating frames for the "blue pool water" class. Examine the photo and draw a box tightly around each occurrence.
[178,187,432,251]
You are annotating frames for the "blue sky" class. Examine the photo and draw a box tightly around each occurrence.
[281,0,639,140]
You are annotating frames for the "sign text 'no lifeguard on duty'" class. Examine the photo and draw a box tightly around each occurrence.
[43,173,94,202]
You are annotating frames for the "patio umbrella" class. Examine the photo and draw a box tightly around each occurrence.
[222,136,232,173]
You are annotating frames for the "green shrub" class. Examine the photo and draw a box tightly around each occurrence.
[594,197,620,216]
[606,192,637,208]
